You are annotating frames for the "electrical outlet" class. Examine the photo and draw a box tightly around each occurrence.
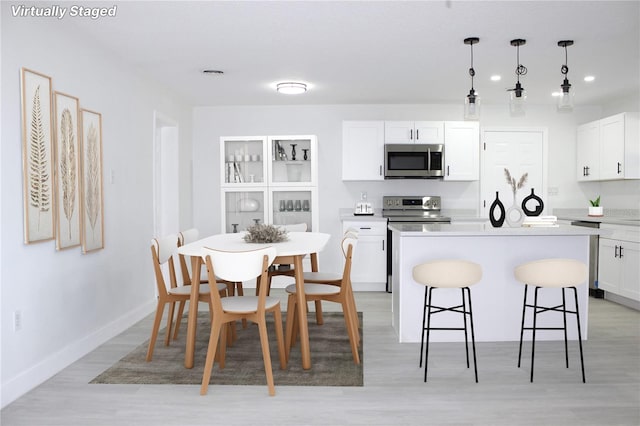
[13,310,22,332]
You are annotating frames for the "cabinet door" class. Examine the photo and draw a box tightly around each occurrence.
[221,189,269,233]
[619,241,640,301]
[414,121,444,144]
[598,238,621,293]
[599,114,625,180]
[220,136,268,186]
[269,188,318,232]
[384,121,414,144]
[576,121,600,181]
[444,121,479,181]
[268,135,317,186]
[351,236,386,284]
[342,121,384,181]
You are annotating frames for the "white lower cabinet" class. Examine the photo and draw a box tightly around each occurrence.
[342,220,387,291]
[598,224,640,302]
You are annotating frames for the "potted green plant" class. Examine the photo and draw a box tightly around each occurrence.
[588,196,603,217]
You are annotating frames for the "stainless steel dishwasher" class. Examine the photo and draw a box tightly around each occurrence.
[571,220,603,298]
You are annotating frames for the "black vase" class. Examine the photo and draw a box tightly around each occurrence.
[489,191,506,227]
[521,188,544,216]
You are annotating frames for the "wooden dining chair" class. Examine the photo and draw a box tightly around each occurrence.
[176,228,237,337]
[284,233,361,364]
[146,234,216,362]
[200,246,287,396]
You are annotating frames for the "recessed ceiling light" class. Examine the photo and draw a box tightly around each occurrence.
[276,82,307,95]
[584,76,595,82]
[490,75,501,81]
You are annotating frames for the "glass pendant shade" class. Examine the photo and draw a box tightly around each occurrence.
[558,86,574,111]
[464,90,481,120]
[509,87,527,116]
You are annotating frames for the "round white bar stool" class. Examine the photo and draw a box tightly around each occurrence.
[514,258,588,383]
[412,259,482,383]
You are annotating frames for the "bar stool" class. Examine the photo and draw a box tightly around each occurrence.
[514,258,588,383]
[412,259,482,382]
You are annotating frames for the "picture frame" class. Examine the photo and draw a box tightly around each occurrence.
[20,68,55,243]
[53,92,82,250]
[79,109,104,253]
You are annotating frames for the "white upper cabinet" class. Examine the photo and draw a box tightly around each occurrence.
[576,112,639,181]
[576,121,600,181]
[443,121,479,181]
[342,121,384,181]
[384,121,444,144]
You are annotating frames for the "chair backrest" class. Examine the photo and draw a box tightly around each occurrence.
[280,223,308,232]
[178,228,200,285]
[203,246,277,311]
[151,234,180,296]
[339,234,358,294]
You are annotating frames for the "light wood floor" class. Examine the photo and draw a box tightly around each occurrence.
[2,291,639,426]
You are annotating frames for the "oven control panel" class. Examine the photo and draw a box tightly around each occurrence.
[383,196,441,211]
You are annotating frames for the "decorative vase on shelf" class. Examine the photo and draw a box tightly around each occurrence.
[505,194,525,227]
[237,198,259,212]
[521,188,544,217]
[588,206,603,217]
[290,144,297,161]
[489,191,506,228]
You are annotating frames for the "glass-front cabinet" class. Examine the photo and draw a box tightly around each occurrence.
[220,135,318,233]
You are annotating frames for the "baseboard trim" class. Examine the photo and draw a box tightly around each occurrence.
[1,300,155,409]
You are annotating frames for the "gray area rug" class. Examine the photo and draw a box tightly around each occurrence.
[90,311,363,387]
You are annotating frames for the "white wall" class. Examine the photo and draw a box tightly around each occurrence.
[192,102,639,273]
[0,10,193,406]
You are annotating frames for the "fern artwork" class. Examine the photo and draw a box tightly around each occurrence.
[54,92,81,250]
[21,68,55,243]
[80,109,104,252]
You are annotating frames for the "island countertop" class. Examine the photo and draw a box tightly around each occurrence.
[388,222,601,236]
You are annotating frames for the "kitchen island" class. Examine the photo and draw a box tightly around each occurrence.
[389,223,600,343]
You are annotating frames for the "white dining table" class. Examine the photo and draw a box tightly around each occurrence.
[177,231,331,370]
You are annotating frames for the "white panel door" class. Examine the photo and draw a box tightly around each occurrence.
[480,129,546,218]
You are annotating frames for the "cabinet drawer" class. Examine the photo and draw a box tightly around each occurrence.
[343,221,387,235]
[600,224,640,243]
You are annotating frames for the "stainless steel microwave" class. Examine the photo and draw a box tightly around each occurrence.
[384,144,444,178]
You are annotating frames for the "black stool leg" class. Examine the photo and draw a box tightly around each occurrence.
[461,288,470,368]
[465,287,479,383]
[419,286,428,368]
[573,287,586,383]
[530,287,540,383]
[562,288,569,368]
[424,287,434,382]
[517,285,529,368]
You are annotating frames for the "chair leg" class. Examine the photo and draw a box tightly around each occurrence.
[164,301,176,346]
[173,301,186,340]
[347,288,361,345]
[424,287,434,382]
[530,287,540,383]
[562,288,569,368]
[234,282,247,329]
[315,300,324,325]
[257,317,276,396]
[200,317,223,395]
[465,287,479,383]
[419,286,428,368]
[145,301,165,362]
[219,321,228,369]
[342,298,361,365]
[273,307,288,369]
[461,288,470,369]
[573,287,586,383]
[517,285,529,368]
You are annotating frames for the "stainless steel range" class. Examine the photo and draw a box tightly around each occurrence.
[383,195,451,292]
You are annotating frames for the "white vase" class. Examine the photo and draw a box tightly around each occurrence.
[505,193,525,227]
[237,198,259,212]
[588,206,603,217]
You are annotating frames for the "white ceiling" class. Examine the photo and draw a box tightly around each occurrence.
[68,0,639,107]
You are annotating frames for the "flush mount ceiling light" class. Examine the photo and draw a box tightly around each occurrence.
[276,82,307,95]
[508,39,527,116]
[463,37,480,120]
[557,40,575,111]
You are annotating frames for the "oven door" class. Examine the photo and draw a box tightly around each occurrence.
[384,144,444,178]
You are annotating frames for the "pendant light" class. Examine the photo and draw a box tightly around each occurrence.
[508,39,527,116]
[557,40,574,111]
[464,37,480,120]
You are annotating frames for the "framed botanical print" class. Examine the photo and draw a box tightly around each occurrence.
[79,109,104,253]
[53,92,82,250]
[21,68,55,243]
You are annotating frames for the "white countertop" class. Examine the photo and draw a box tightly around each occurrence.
[388,222,601,236]
[554,208,640,226]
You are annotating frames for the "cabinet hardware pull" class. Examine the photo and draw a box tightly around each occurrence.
[619,246,624,258]
[617,162,622,174]
[614,245,619,258]
[410,129,413,140]
[586,166,590,176]
[382,240,385,250]
[416,129,419,140]
[447,165,450,176]
[379,165,382,176]
[583,166,587,176]
[360,227,371,230]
